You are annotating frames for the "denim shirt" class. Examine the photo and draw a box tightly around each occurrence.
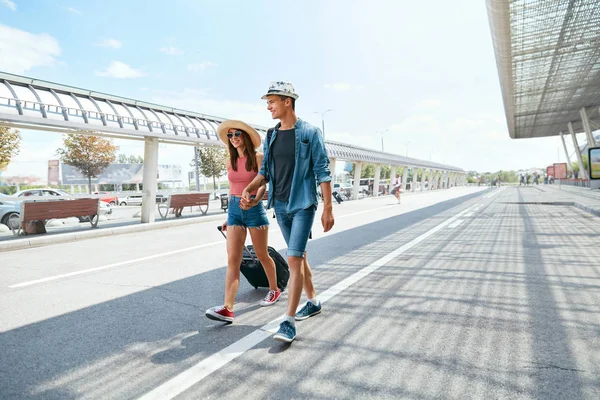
[259,118,331,213]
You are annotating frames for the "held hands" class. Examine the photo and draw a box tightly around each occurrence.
[321,209,335,232]
[239,187,256,210]
[239,198,257,210]
[221,220,227,231]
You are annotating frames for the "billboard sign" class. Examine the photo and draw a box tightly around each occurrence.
[589,147,600,189]
[157,164,183,182]
[61,163,144,185]
[553,163,567,179]
[60,163,183,185]
[546,165,554,178]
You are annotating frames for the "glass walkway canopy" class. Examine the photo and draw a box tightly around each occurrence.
[487,0,600,139]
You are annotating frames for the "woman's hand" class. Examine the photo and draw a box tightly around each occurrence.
[221,220,227,231]
[239,198,257,210]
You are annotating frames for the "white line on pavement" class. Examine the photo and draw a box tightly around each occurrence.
[8,241,224,289]
[482,187,505,199]
[137,204,475,400]
[447,219,465,229]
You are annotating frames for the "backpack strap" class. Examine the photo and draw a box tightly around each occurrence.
[264,126,278,183]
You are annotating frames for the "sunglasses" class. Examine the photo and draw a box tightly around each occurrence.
[226,131,243,139]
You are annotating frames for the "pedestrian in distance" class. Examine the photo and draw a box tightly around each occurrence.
[391,173,402,203]
[205,120,281,324]
[242,81,335,343]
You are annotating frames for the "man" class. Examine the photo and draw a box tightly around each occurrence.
[241,81,334,343]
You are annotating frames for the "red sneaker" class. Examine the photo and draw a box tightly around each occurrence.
[205,306,234,322]
[260,290,282,307]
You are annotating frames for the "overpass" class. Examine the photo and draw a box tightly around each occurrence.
[487,0,600,181]
[0,71,466,222]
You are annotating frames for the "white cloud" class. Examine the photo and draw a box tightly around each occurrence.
[0,24,61,74]
[95,61,146,78]
[160,46,184,56]
[1,0,16,11]
[67,7,82,14]
[187,62,216,72]
[324,83,363,91]
[415,99,443,109]
[95,38,122,49]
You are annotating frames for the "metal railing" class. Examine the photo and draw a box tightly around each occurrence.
[0,96,218,140]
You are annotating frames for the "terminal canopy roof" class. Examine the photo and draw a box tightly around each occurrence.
[487,0,600,139]
[0,71,462,172]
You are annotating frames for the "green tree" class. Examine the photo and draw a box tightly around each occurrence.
[117,154,144,164]
[348,163,376,178]
[192,146,227,194]
[57,133,119,193]
[380,165,391,180]
[571,156,589,174]
[0,126,21,169]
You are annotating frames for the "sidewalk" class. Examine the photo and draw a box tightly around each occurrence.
[505,184,600,217]
[0,199,229,249]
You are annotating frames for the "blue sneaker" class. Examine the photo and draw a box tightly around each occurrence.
[295,301,322,321]
[273,321,296,343]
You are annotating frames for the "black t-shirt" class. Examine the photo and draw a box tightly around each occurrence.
[271,128,296,202]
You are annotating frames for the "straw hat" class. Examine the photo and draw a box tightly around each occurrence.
[217,120,262,150]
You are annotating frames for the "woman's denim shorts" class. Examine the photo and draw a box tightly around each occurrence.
[227,196,269,229]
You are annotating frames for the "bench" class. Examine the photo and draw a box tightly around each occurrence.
[158,192,210,220]
[14,198,101,236]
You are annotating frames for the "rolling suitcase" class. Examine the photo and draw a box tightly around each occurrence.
[332,191,343,204]
[218,226,289,291]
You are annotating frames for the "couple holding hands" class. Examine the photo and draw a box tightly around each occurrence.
[205,81,335,344]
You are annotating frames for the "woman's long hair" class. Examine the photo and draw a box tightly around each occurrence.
[228,130,258,172]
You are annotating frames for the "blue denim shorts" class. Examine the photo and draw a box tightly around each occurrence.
[227,196,269,229]
[274,200,316,258]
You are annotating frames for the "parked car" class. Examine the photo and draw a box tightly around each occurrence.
[0,193,20,229]
[94,191,119,205]
[13,188,112,220]
[118,194,167,206]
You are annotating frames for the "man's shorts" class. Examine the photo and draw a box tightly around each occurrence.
[392,187,401,195]
[273,200,316,258]
[227,196,269,229]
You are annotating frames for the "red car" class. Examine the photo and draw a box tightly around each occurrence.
[94,192,119,205]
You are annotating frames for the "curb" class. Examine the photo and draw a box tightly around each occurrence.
[573,202,600,218]
[0,212,227,253]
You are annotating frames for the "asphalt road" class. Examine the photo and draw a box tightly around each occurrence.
[1,186,599,400]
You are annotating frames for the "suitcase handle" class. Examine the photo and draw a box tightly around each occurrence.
[216,225,257,264]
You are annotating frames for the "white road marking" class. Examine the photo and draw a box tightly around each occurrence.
[137,204,475,400]
[447,219,465,229]
[483,187,505,199]
[463,212,474,217]
[8,241,224,289]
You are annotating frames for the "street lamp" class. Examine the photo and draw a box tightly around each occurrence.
[378,128,390,152]
[314,109,332,139]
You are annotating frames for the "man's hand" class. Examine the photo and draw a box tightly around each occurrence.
[240,187,252,209]
[239,198,257,210]
[321,208,334,232]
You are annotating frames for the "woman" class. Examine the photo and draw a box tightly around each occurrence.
[205,120,281,323]
[392,173,402,204]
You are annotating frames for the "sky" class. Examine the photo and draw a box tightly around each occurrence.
[0,0,591,183]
